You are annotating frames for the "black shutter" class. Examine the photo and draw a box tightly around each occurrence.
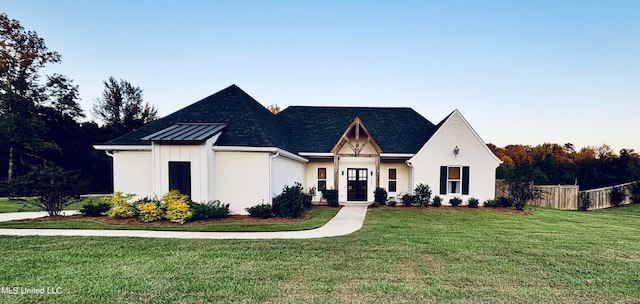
[462,166,470,195]
[440,166,447,195]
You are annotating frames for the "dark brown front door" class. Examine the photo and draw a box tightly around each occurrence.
[347,168,368,201]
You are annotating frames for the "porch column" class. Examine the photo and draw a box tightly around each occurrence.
[333,153,339,190]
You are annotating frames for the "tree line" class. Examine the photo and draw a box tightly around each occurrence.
[0,13,158,196]
[489,143,640,190]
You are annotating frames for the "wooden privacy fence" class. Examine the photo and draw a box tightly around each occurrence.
[495,180,578,209]
[579,181,638,210]
[496,180,639,210]
[531,185,579,210]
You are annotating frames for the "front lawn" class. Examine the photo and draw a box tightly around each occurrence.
[0,205,638,303]
[0,207,339,232]
[0,196,103,213]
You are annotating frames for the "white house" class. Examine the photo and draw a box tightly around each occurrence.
[94,85,501,214]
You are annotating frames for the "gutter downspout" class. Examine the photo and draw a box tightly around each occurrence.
[405,160,414,191]
[269,151,280,204]
[105,150,114,158]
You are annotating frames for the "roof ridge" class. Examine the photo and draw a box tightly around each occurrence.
[234,86,276,147]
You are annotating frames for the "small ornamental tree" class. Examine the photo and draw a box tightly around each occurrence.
[10,163,83,216]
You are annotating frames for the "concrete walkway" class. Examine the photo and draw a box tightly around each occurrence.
[0,204,368,239]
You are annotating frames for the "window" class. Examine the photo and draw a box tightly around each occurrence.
[317,168,327,191]
[388,168,397,192]
[447,167,461,194]
[440,166,469,195]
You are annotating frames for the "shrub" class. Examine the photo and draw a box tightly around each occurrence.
[272,183,310,218]
[467,197,479,208]
[387,199,397,207]
[449,197,462,207]
[579,192,592,211]
[189,200,230,220]
[323,189,339,207]
[497,197,513,208]
[136,202,162,222]
[402,194,414,207]
[105,192,137,218]
[374,187,387,205]
[413,184,432,207]
[368,201,380,208]
[162,190,192,224]
[629,182,640,204]
[80,201,111,217]
[483,198,499,208]
[432,196,442,207]
[610,186,627,207]
[246,203,273,218]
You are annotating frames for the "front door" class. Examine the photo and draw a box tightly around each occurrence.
[169,161,191,197]
[347,168,368,201]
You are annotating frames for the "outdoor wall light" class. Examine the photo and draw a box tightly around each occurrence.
[371,171,373,176]
[453,146,460,157]
[342,171,344,176]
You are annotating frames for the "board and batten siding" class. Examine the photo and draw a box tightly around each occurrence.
[151,142,209,202]
[113,150,153,198]
[215,151,270,214]
[409,110,501,204]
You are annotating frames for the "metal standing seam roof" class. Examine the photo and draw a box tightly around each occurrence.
[141,123,227,142]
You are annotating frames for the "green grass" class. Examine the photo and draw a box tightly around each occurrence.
[0,196,102,213]
[0,205,639,303]
[0,208,339,232]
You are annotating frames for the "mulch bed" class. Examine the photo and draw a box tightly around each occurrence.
[13,206,340,226]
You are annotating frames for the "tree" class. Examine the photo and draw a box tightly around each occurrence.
[10,162,84,216]
[268,104,281,114]
[92,76,159,137]
[1,13,61,183]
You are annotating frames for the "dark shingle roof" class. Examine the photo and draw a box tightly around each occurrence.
[277,106,437,154]
[104,85,295,151]
[104,85,438,154]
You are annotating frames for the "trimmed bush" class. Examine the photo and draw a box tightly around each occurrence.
[137,202,162,222]
[467,197,479,208]
[413,184,432,207]
[449,197,462,207]
[483,198,499,208]
[190,200,230,220]
[497,197,513,208]
[80,201,111,217]
[374,187,388,205]
[432,196,442,207]
[272,183,310,218]
[246,203,273,219]
[402,194,414,207]
[162,190,192,224]
[323,189,339,207]
[105,192,137,218]
[387,199,397,207]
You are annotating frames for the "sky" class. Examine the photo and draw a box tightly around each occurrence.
[4,0,639,151]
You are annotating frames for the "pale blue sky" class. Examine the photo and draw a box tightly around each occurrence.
[4,0,639,151]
